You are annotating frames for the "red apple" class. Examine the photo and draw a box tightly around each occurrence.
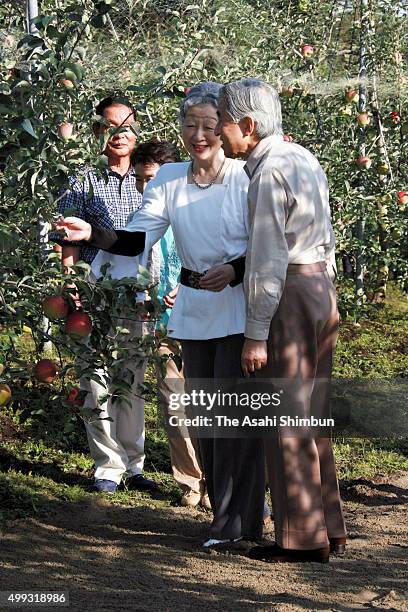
[65,312,92,338]
[58,122,74,141]
[42,295,69,320]
[345,89,358,104]
[390,111,400,125]
[283,134,293,142]
[357,113,370,127]
[184,87,191,94]
[67,386,85,407]
[301,44,314,58]
[355,156,372,170]
[397,191,408,205]
[61,78,75,89]
[34,359,58,383]
[0,384,11,406]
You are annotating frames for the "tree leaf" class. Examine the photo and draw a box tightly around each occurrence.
[30,170,40,195]
[21,119,38,139]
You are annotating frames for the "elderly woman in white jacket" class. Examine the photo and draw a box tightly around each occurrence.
[56,82,265,548]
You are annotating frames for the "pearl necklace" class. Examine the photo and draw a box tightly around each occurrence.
[191,158,226,190]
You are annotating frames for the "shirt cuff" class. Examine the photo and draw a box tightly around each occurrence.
[244,319,271,341]
[228,256,245,287]
[90,226,118,249]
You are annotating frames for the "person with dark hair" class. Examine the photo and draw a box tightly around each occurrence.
[131,138,207,509]
[94,95,138,126]
[51,95,156,495]
[55,82,266,548]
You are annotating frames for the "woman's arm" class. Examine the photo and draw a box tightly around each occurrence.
[91,227,145,255]
[56,168,173,258]
[54,217,146,256]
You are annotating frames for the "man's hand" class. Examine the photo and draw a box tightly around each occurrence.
[199,264,235,292]
[241,339,268,377]
[54,217,92,242]
[163,284,179,308]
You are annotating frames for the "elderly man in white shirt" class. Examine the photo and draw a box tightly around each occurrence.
[216,78,346,564]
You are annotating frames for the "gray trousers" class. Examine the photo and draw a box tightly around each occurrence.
[181,334,265,541]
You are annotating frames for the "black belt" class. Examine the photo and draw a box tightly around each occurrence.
[180,267,207,289]
[180,259,245,290]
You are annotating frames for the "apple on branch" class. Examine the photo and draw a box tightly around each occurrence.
[42,295,69,320]
[357,113,370,127]
[34,359,58,383]
[60,79,75,89]
[301,44,314,58]
[397,191,408,207]
[0,383,11,406]
[390,111,400,125]
[355,156,372,170]
[345,89,358,104]
[58,122,74,141]
[65,312,92,338]
[66,386,86,408]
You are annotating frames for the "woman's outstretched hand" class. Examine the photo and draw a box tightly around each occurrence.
[199,264,235,292]
[54,217,92,242]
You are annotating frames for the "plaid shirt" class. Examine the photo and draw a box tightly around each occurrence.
[51,167,142,263]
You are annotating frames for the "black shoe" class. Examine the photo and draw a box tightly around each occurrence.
[93,479,118,494]
[125,474,158,491]
[248,543,330,564]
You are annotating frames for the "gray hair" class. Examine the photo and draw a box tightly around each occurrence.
[179,81,222,125]
[219,79,283,138]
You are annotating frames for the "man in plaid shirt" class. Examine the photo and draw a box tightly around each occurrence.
[53,96,156,494]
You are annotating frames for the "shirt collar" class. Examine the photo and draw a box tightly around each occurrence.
[106,165,136,179]
[244,135,284,178]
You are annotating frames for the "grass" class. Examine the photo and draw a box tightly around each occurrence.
[334,284,408,378]
[0,283,407,529]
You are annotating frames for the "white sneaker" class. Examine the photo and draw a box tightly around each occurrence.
[202,537,243,548]
[202,538,229,547]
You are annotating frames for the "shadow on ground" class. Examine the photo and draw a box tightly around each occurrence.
[1,480,407,612]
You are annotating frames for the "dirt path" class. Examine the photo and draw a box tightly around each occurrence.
[1,474,407,612]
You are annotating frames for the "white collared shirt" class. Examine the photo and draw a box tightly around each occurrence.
[93,160,250,340]
[244,135,336,340]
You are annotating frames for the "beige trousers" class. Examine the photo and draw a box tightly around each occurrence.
[156,338,204,494]
[81,318,146,484]
[259,264,347,550]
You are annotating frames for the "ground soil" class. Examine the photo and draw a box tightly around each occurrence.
[1,473,407,612]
